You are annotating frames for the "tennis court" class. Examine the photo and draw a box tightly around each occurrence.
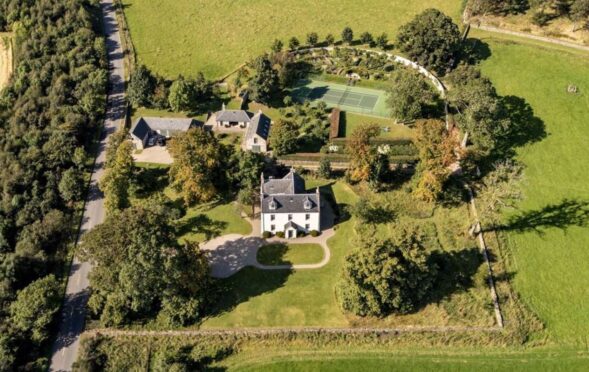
[291,79,390,117]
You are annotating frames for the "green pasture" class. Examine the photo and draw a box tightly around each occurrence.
[291,79,390,117]
[474,30,589,345]
[120,0,463,79]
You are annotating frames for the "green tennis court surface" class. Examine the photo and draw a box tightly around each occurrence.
[291,79,390,117]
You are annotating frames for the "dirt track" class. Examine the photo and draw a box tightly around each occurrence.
[0,35,13,89]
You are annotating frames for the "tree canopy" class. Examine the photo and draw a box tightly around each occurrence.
[249,55,280,105]
[387,70,437,122]
[168,128,225,206]
[396,9,462,75]
[336,223,438,316]
[78,204,210,327]
[346,123,381,183]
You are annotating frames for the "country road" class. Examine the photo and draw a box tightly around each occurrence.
[49,1,126,371]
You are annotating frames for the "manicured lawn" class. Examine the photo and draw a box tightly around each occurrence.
[175,199,252,244]
[200,178,494,329]
[121,0,463,79]
[340,112,414,139]
[257,243,324,265]
[473,30,589,345]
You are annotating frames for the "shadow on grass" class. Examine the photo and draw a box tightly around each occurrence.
[494,199,589,235]
[177,214,228,241]
[132,165,169,197]
[463,38,492,65]
[256,243,292,265]
[206,266,292,319]
[426,247,484,305]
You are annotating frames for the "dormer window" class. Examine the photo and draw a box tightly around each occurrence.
[269,198,277,210]
[304,198,312,210]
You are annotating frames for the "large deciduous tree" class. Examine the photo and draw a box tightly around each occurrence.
[346,123,380,183]
[413,119,457,202]
[100,141,134,213]
[396,9,462,75]
[249,56,280,105]
[387,70,437,122]
[336,223,437,316]
[269,119,299,156]
[447,64,509,158]
[128,65,156,107]
[168,128,224,206]
[78,204,210,327]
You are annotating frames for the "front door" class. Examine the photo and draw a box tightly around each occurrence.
[287,230,294,238]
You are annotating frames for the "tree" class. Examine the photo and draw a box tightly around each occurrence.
[128,65,156,107]
[360,32,374,45]
[168,128,224,206]
[346,123,380,182]
[306,32,319,46]
[474,160,524,228]
[336,223,437,316]
[447,65,508,157]
[412,119,457,202]
[100,141,134,213]
[10,275,61,345]
[342,26,354,44]
[376,33,389,49]
[387,70,436,122]
[470,0,529,15]
[325,33,335,45]
[271,39,283,53]
[317,157,333,179]
[59,168,84,204]
[231,150,266,189]
[168,76,196,112]
[78,205,210,327]
[269,119,299,155]
[572,0,589,30]
[288,37,300,50]
[396,9,462,75]
[248,55,280,105]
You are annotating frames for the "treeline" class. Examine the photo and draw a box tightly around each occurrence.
[0,0,107,370]
[470,0,589,29]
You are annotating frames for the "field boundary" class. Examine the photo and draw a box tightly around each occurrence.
[462,5,589,53]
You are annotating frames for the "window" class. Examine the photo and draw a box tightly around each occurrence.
[288,214,293,221]
[305,224,310,230]
[270,214,275,221]
[269,199,277,210]
[304,198,312,210]
[270,224,275,231]
[253,137,258,144]
[305,214,310,220]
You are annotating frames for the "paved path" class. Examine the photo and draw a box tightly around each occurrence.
[201,204,335,278]
[471,23,589,52]
[49,1,125,370]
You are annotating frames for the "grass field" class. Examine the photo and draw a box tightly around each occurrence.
[473,30,589,346]
[221,349,589,371]
[0,33,13,89]
[257,243,325,266]
[120,0,463,79]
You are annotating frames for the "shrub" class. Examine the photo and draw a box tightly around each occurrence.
[531,11,551,27]
[310,230,320,237]
[276,231,285,238]
[325,33,335,45]
[342,27,354,44]
[307,32,319,46]
[360,32,374,45]
[262,231,272,239]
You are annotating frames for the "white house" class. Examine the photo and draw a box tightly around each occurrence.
[214,104,252,128]
[260,169,321,238]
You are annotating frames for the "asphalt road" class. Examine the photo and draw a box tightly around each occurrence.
[49,1,125,370]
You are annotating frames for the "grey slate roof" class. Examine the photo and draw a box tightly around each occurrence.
[245,112,271,141]
[216,110,252,123]
[284,221,299,229]
[262,170,305,195]
[261,194,319,213]
[261,170,318,214]
[131,117,195,139]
